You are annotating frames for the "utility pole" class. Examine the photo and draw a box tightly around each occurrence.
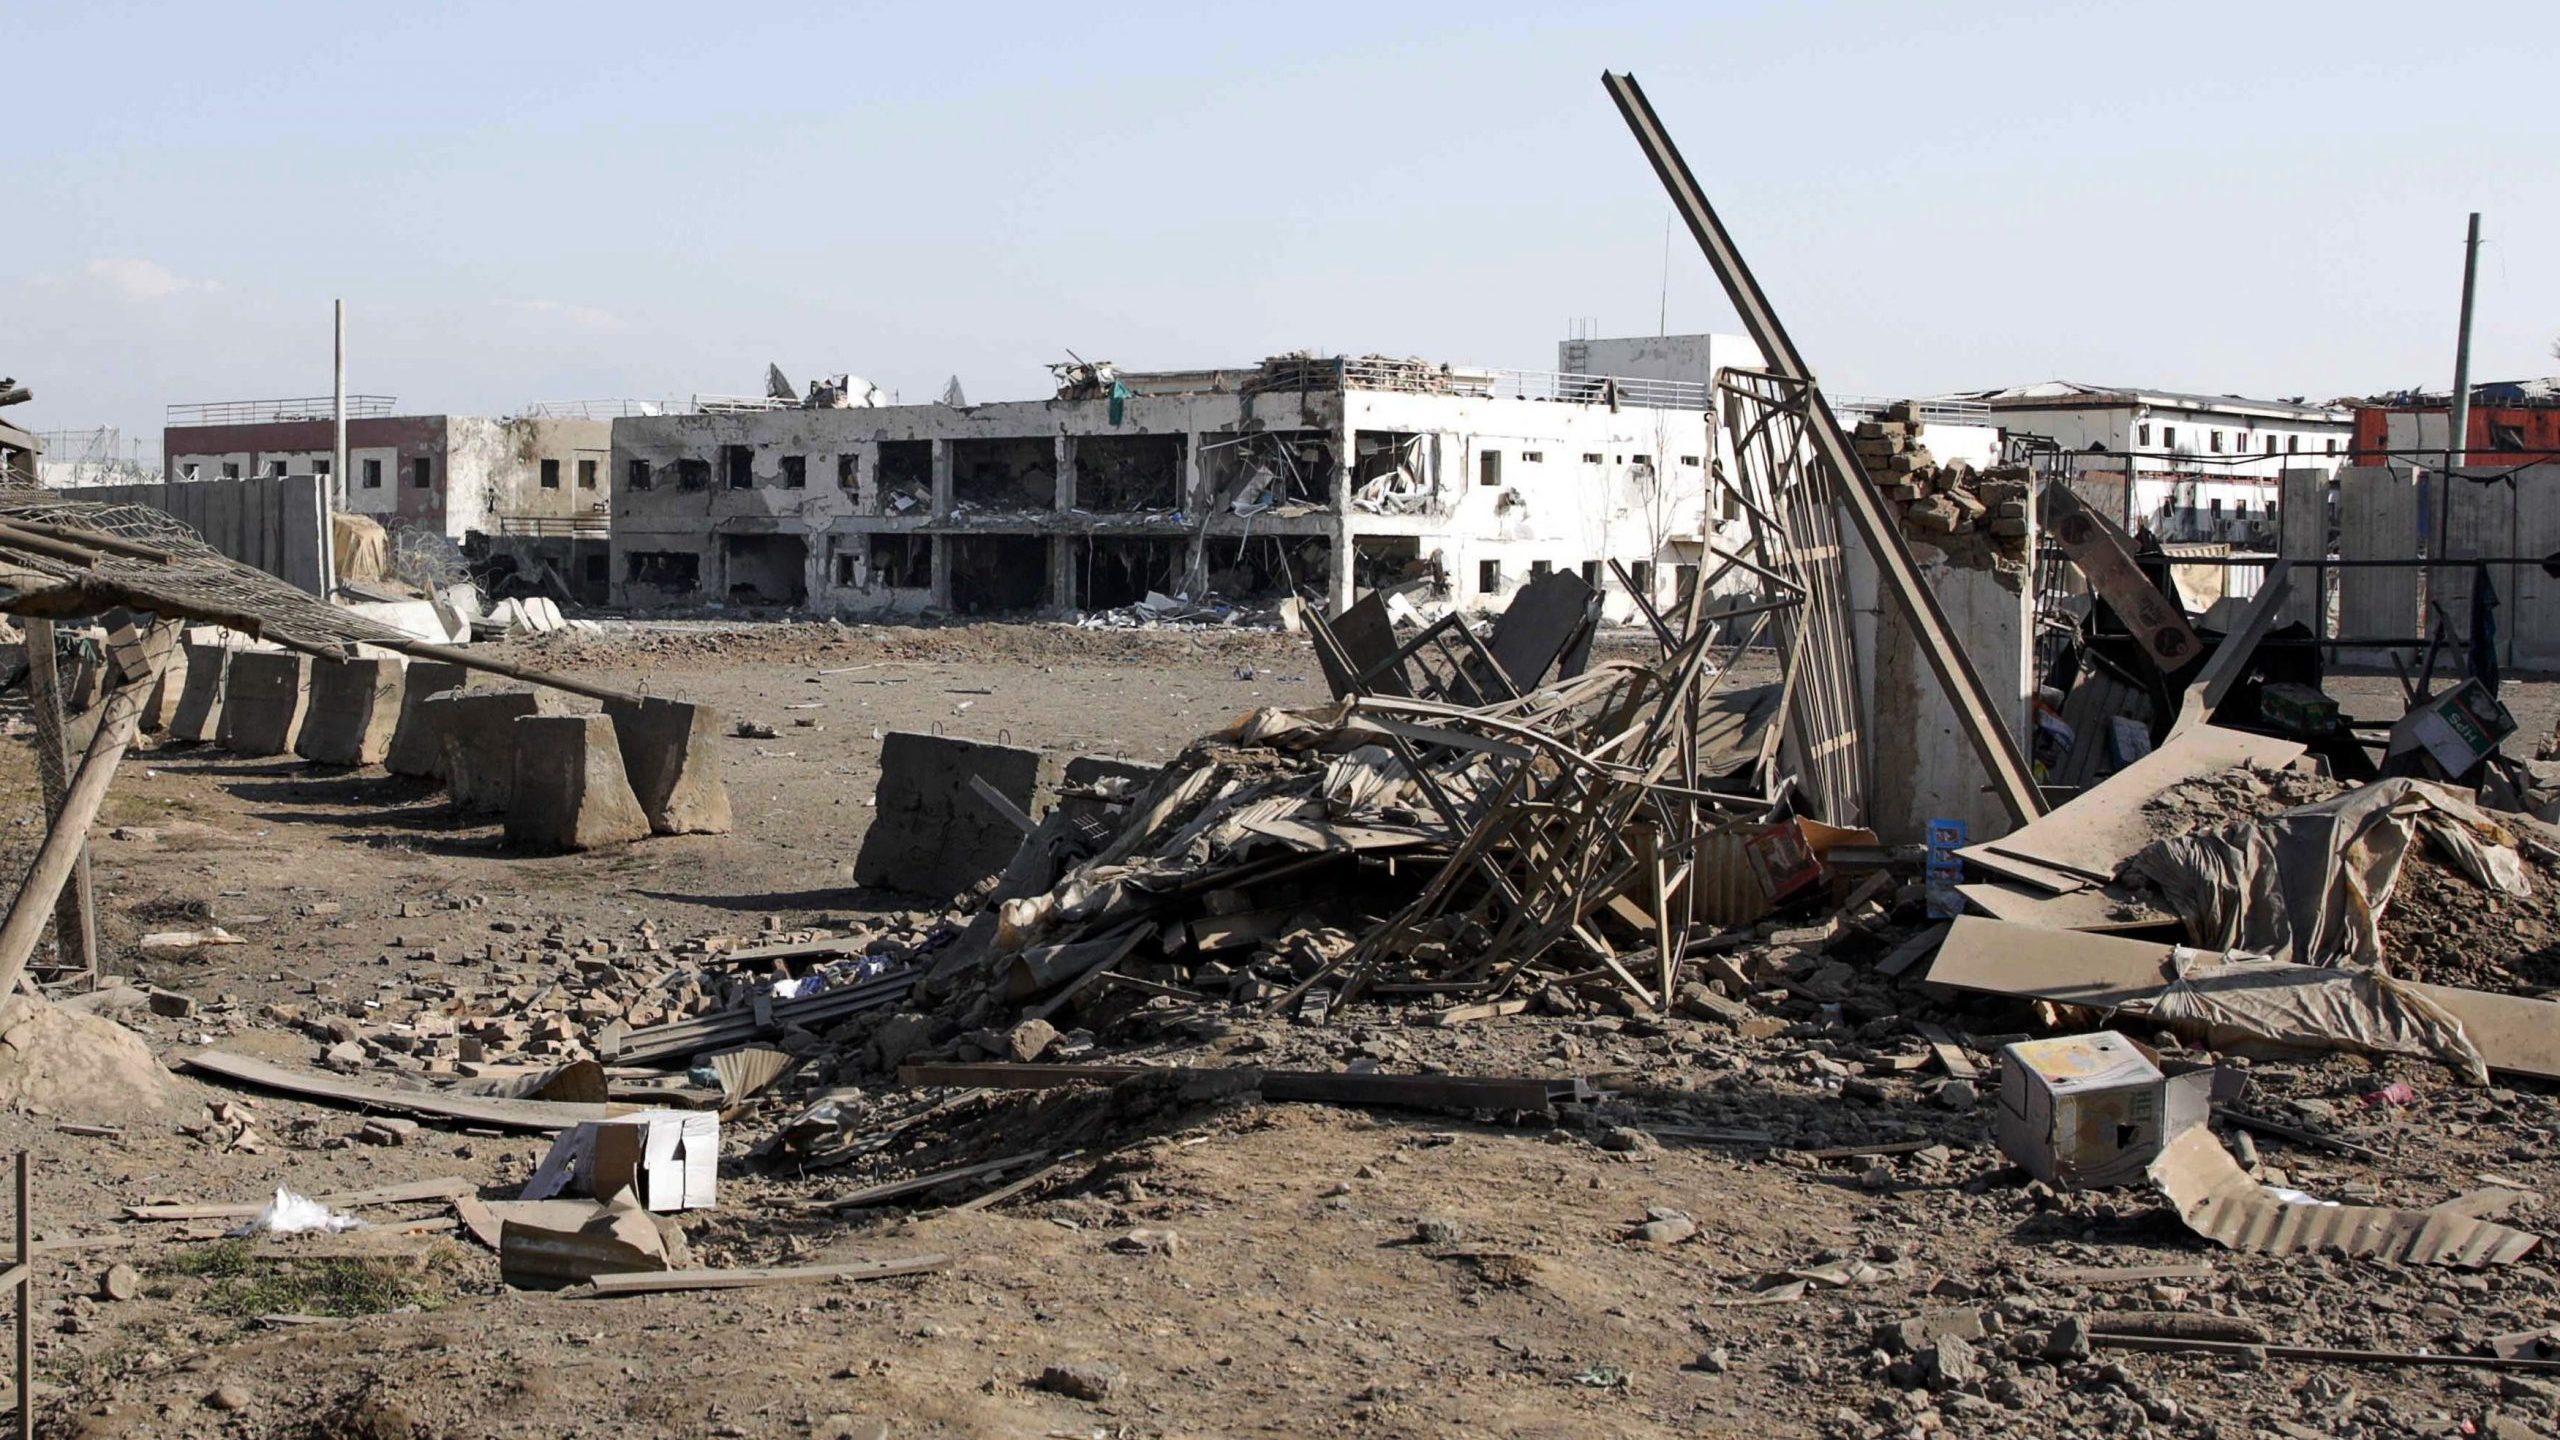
[332,299,348,506]
[2437,214,2481,555]
[327,299,346,594]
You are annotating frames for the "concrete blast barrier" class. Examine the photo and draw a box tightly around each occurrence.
[602,696,733,835]
[854,731,1058,899]
[215,650,311,756]
[296,656,410,767]
[140,645,188,733]
[424,689,548,812]
[384,661,472,778]
[505,713,653,852]
[168,643,232,743]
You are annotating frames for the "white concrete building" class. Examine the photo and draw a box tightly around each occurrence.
[1956,381,2353,545]
[610,343,1763,621]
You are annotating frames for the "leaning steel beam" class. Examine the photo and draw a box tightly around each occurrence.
[1602,71,2044,824]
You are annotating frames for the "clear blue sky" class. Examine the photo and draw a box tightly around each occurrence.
[12,0,2556,459]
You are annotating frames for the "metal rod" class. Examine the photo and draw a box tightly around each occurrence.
[13,1150,26,1440]
[1603,71,2041,825]
[329,299,346,597]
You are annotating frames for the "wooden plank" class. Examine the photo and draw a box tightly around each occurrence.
[1955,725,2304,885]
[124,1176,475,1221]
[2049,1262,2215,1286]
[966,774,1035,833]
[453,1194,503,1249]
[19,618,94,980]
[900,1061,1582,1115]
[1927,917,2560,1082]
[1912,1022,1979,1082]
[1873,923,1948,978]
[583,1254,950,1297]
[1431,998,1531,1027]
[1955,880,2176,932]
[182,1050,622,1132]
[808,1153,1047,1213]
[947,1147,1064,1204]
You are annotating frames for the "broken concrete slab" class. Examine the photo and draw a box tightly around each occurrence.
[425,688,547,812]
[505,714,653,852]
[167,642,232,744]
[215,650,310,756]
[384,660,471,777]
[854,732,1059,898]
[602,696,732,835]
[296,656,408,767]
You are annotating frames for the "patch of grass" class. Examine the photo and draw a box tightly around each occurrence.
[155,1240,460,1319]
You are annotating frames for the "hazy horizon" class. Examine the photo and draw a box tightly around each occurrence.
[12,1,2555,462]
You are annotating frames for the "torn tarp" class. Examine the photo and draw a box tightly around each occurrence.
[2148,947,2490,1084]
[2126,778,2531,969]
[1925,918,2560,1084]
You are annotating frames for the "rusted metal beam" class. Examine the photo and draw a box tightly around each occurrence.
[1602,71,2043,825]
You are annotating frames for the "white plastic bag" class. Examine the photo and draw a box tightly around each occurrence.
[228,1187,364,1237]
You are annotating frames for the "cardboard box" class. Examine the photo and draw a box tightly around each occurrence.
[520,1110,718,1212]
[1995,1031,2208,1190]
[2389,677,2516,778]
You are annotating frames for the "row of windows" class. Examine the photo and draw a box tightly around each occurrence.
[183,456,436,487]
[180,455,585,490]
[626,447,859,492]
[1477,450,1699,486]
[533,458,602,490]
[2135,423,2339,458]
[630,445,1710,493]
[1476,557,1700,597]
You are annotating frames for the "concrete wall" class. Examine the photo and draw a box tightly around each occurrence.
[1847,495,2037,845]
[445,417,611,543]
[75,473,333,594]
[170,415,449,537]
[1558,333,1761,389]
[608,382,1718,623]
[166,414,609,548]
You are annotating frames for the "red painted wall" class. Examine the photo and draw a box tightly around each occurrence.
[2353,405,2560,464]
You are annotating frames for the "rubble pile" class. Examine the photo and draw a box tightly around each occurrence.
[219,907,944,1083]
[1856,400,2032,567]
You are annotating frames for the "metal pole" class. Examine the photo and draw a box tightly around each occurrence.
[332,299,348,510]
[15,1149,28,1440]
[2448,213,2481,479]
[1601,71,2043,824]
[328,300,346,596]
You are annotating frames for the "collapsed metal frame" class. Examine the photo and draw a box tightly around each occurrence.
[1296,573,1801,1012]
[1719,370,1869,827]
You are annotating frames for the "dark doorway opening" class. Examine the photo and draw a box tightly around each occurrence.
[947,535,1048,615]
[721,533,808,606]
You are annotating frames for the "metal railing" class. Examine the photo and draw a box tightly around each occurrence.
[1829,394,1995,426]
[494,513,609,538]
[167,396,397,426]
[521,399,665,420]
[1335,359,1712,411]
[688,394,792,414]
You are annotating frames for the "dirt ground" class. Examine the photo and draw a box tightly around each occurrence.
[14,622,2560,1440]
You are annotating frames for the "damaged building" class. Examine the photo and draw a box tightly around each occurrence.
[163,399,617,601]
[609,340,1773,620]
